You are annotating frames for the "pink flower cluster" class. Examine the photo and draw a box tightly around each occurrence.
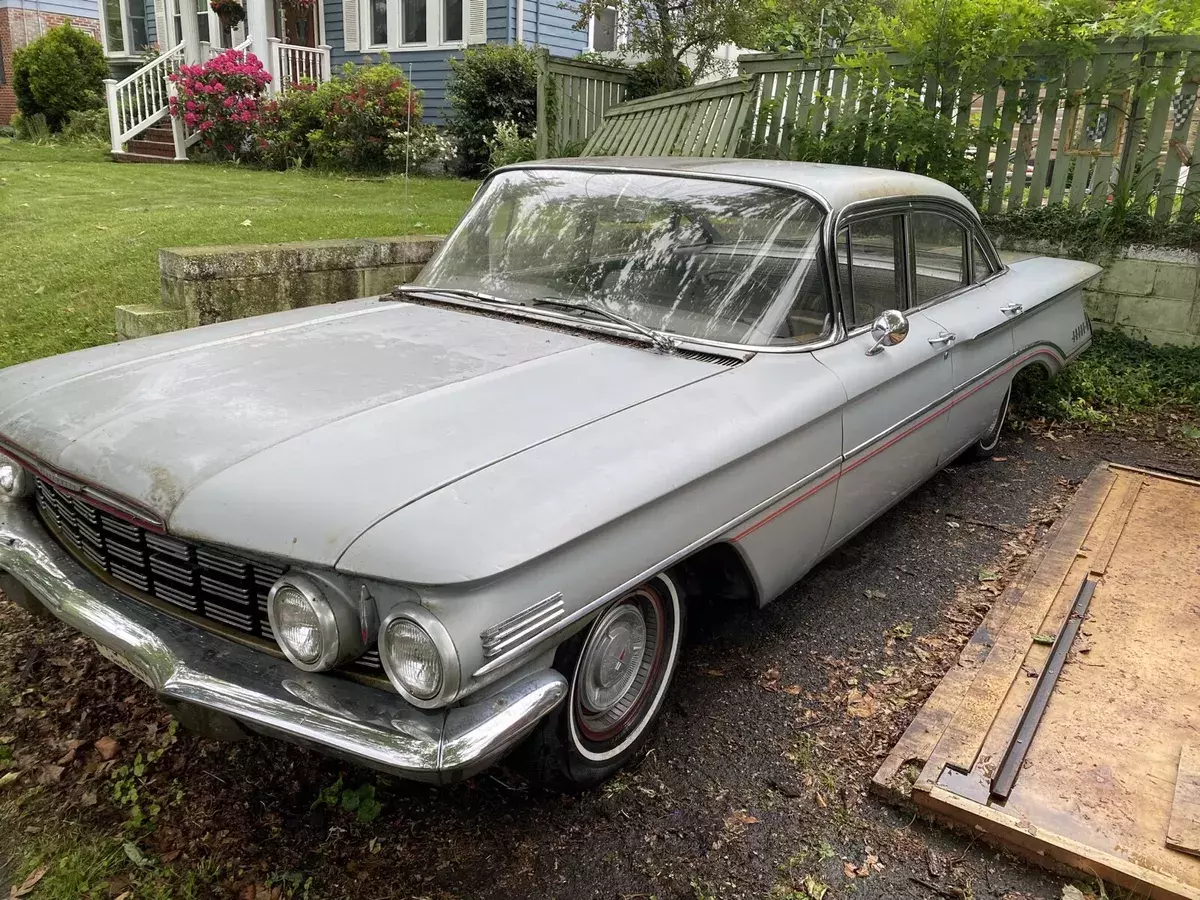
[168,50,272,156]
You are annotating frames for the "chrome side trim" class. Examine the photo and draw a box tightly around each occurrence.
[470,455,844,682]
[0,498,565,784]
[480,592,565,659]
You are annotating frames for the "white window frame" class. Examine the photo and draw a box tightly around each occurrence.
[98,0,151,57]
[587,5,620,52]
[364,0,467,51]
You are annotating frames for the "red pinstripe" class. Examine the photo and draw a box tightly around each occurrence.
[731,347,1064,542]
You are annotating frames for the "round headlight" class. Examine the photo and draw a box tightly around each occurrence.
[383,619,442,700]
[267,576,340,672]
[380,607,459,706]
[0,455,32,499]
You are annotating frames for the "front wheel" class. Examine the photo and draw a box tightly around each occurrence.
[516,572,686,789]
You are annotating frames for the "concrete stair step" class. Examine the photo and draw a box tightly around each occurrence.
[115,303,188,339]
[111,151,188,164]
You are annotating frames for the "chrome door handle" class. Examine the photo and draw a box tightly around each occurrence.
[928,331,956,346]
[1001,303,1024,315]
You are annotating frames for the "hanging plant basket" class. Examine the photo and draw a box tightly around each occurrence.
[209,0,246,28]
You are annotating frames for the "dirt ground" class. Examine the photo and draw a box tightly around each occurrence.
[1,422,1197,900]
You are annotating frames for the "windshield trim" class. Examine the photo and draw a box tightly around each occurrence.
[425,166,843,355]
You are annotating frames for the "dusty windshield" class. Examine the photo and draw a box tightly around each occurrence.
[414,169,832,347]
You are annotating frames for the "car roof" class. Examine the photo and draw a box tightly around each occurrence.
[500,157,975,217]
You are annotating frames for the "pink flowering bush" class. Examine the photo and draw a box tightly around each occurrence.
[168,49,272,160]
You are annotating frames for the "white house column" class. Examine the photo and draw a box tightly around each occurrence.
[178,0,203,62]
[246,0,273,76]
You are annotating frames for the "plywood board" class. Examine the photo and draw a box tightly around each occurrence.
[1169,746,1200,858]
[875,463,1200,900]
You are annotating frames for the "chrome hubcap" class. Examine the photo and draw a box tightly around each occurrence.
[581,605,647,713]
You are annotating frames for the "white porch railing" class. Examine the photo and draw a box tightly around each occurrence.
[103,41,186,155]
[270,38,331,93]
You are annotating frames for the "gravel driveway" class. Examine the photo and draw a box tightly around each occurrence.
[2,425,1196,900]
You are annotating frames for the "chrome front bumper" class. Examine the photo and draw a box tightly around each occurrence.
[0,499,567,784]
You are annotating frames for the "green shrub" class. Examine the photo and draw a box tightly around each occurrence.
[0,125,15,138]
[59,108,109,146]
[305,59,421,172]
[255,83,323,169]
[447,44,542,177]
[1012,328,1200,425]
[625,58,692,100]
[12,111,52,142]
[11,22,108,131]
[384,124,456,172]
[485,120,537,171]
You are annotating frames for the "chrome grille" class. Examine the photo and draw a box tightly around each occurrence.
[34,478,383,672]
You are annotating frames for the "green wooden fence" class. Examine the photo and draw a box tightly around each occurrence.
[535,53,631,157]
[564,36,1200,223]
[580,77,755,157]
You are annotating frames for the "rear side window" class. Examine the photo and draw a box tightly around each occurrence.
[839,214,905,327]
[911,212,967,305]
[973,238,994,282]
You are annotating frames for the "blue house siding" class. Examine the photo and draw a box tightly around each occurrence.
[485,0,508,42]
[520,0,586,57]
[143,0,157,47]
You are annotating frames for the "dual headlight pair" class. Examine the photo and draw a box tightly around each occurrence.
[267,575,459,708]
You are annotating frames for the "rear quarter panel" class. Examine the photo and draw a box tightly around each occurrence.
[1002,257,1101,366]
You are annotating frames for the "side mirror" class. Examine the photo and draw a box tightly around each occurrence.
[866,309,909,356]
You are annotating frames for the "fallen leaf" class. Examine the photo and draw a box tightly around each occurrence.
[160,849,182,863]
[978,569,999,582]
[759,666,781,691]
[1033,633,1056,646]
[122,841,148,868]
[703,668,725,677]
[241,219,252,226]
[12,864,48,898]
[843,861,858,879]
[36,765,64,784]
[80,790,98,807]
[0,772,19,789]
[863,589,887,600]
[1062,887,1088,900]
[782,684,801,696]
[846,689,878,718]
[803,876,828,899]
[94,736,119,760]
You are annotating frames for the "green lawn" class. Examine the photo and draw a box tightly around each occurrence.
[0,141,478,368]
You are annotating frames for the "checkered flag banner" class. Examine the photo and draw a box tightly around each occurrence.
[1019,91,1040,125]
[1086,109,1109,142]
[1171,91,1196,130]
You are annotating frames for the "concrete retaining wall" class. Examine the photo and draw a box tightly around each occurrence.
[996,239,1200,347]
[116,235,444,340]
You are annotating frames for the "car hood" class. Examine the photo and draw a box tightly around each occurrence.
[0,299,726,565]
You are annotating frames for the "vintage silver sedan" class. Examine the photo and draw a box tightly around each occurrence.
[0,159,1099,787]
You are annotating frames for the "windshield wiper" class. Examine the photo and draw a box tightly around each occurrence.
[393,284,512,306]
[526,298,677,353]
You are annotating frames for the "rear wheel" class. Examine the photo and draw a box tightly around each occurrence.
[517,572,686,789]
[963,385,1011,460]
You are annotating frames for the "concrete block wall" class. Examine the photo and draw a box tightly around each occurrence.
[116,235,443,339]
[995,239,1200,347]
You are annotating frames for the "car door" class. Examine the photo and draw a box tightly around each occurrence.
[903,210,1018,463]
[813,211,954,555]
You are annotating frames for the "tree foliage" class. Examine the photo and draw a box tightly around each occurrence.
[571,0,761,82]
[12,22,108,132]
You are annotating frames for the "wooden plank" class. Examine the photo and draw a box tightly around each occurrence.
[825,67,847,133]
[698,95,731,156]
[1068,53,1111,209]
[809,67,831,140]
[660,104,687,154]
[779,67,803,160]
[1089,52,1138,210]
[1027,74,1063,207]
[973,83,1001,200]
[710,95,741,157]
[1168,745,1200,857]
[1089,476,1145,575]
[1048,59,1088,205]
[728,92,755,157]
[987,82,1022,214]
[789,68,819,151]
[924,467,1119,776]
[1133,52,1180,210]
[693,97,723,156]
[1007,78,1040,212]
[766,71,789,156]
[1162,52,1200,221]
[629,110,659,156]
